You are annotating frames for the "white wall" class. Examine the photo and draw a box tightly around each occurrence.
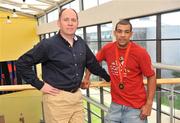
[36,0,180,34]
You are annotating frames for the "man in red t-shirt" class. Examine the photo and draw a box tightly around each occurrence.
[82,19,156,123]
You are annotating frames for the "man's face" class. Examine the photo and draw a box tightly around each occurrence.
[114,24,133,48]
[58,9,78,36]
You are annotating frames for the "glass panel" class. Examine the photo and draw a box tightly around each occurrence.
[161,11,180,39]
[87,42,98,54]
[86,26,97,42]
[0,90,43,123]
[101,41,111,47]
[162,40,180,65]
[83,0,98,10]
[62,0,80,12]
[134,40,156,63]
[38,15,46,25]
[76,28,84,39]
[130,16,156,40]
[40,34,45,40]
[47,9,59,23]
[101,23,112,42]
[45,33,49,39]
[99,0,112,5]
[160,86,180,123]
[50,32,55,37]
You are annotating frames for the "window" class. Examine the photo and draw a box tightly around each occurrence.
[161,11,180,39]
[76,28,84,39]
[47,9,59,23]
[83,0,97,10]
[38,15,46,25]
[62,0,80,12]
[101,23,112,46]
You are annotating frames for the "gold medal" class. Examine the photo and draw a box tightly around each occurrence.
[119,83,124,89]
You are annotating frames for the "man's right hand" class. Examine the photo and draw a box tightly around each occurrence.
[40,83,60,96]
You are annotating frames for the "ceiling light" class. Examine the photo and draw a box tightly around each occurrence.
[12,9,18,18]
[6,16,12,24]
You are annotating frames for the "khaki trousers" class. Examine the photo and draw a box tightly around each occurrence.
[42,89,84,123]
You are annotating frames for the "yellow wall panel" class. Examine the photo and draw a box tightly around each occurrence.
[0,11,39,61]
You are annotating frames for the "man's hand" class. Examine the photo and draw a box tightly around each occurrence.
[80,79,90,89]
[140,103,152,120]
[40,83,60,96]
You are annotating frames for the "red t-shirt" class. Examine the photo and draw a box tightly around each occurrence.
[96,41,155,108]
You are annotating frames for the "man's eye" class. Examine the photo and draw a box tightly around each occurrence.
[64,18,69,21]
[71,19,77,22]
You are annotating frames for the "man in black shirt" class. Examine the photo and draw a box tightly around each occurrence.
[16,8,110,123]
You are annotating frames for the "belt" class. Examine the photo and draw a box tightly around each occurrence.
[61,88,79,93]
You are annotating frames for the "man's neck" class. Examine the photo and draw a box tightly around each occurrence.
[60,32,74,46]
[117,43,129,49]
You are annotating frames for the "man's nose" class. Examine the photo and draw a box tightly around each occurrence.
[68,20,73,25]
[121,31,126,36]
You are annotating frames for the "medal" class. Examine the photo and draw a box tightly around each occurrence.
[119,83,124,89]
[116,42,132,91]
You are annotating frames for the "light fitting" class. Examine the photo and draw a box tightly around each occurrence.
[21,0,29,9]
[12,9,18,18]
[6,16,12,24]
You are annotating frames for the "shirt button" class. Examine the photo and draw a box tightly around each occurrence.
[73,54,76,56]
[75,64,77,66]
[76,73,79,76]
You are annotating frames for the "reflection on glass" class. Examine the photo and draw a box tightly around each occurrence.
[161,11,180,38]
[130,16,156,40]
[86,26,97,42]
[47,9,58,23]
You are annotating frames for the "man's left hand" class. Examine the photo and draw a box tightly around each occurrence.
[140,103,152,120]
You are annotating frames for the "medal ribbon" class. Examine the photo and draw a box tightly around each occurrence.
[115,42,132,84]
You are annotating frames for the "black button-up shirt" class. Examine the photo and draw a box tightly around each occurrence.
[16,33,110,90]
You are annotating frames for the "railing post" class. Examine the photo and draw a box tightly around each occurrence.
[169,84,175,123]
[100,87,104,123]
[86,89,92,123]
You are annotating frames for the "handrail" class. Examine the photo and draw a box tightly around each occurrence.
[83,95,108,112]
[153,63,180,71]
[0,78,180,91]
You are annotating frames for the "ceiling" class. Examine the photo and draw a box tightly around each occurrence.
[0,0,70,17]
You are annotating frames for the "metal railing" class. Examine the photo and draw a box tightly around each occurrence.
[0,63,180,123]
